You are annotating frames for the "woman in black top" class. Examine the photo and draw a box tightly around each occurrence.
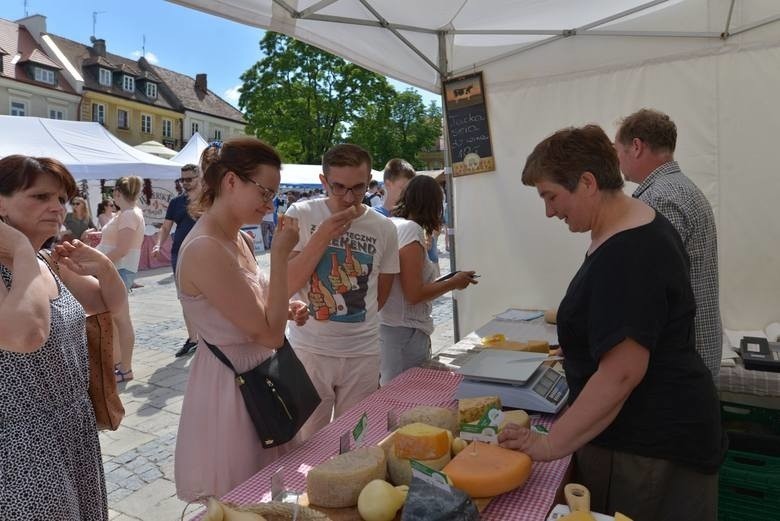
[498,125,725,520]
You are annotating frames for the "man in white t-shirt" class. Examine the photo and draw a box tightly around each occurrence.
[285,144,400,440]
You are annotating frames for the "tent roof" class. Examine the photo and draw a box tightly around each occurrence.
[281,163,383,186]
[168,1,780,92]
[134,140,178,159]
[170,132,210,166]
[0,116,182,180]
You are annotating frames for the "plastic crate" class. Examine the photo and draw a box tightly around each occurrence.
[718,448,780,520]
[721,401,780,435]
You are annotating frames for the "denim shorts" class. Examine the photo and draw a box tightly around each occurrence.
[117,268,137,291]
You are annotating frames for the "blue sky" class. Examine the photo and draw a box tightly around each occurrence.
[2,0,441,109]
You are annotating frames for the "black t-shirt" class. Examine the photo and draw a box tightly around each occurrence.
[164,193,196,256]
[557,213,726,473]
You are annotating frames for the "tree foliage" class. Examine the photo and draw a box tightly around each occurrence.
[239,32,441,167]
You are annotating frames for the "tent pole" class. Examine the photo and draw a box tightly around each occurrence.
[438,31,461,342]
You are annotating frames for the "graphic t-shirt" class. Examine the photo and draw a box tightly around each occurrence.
[285,199,400,356]
[380,218,436,335]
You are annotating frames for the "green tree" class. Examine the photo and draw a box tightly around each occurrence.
[239,32,390,163]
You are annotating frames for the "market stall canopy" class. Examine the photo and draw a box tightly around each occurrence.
[134,140,178,159]
[0,116,182,180]
[167,0,780,92]
[170,132,209,166]
[281,163,383,187]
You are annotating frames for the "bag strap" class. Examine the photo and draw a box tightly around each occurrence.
[202,338,240,376]
[37,249,60,276]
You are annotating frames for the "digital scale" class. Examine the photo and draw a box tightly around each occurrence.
[740,336,780,373]
[455,350,569,414]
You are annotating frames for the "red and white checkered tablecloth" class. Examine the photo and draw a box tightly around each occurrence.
[211,367,571,520]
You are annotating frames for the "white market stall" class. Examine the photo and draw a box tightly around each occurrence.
[134,140,178,159]
[171,132,210,165]
[169,0,780,336]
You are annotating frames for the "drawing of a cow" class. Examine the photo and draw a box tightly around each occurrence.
[452,85,473,101]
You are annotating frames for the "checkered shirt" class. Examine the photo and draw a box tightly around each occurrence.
[633,161,723,377]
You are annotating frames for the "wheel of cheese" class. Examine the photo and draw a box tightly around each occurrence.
[387,442,451,486]
[458,396,501,424]
[393,423,451,460]
[397,406,459,435]
[306,446,387,508]
[442,441,532,498]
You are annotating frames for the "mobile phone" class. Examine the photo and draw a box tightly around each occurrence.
[435,271,458,283]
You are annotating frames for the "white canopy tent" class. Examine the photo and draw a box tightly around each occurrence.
[170,0,780,334]
[0,116,182,180]
[170,132,210,166]
[281,164,383,186]
[134,140,178,159]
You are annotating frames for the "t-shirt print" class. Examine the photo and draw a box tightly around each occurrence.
[308,233,375,323]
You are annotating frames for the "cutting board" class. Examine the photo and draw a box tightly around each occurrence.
[547,504,614,520]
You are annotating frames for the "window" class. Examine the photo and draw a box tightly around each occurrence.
[123,75,135,92]
[92,103,105,124]
[117,109,129,129]
[141,114,152,134]
[10,100,27,116]
[162,119,172,138]
[99,68,112,86]
[34,67,56,84]
[49,108,65,120]
[214,129,222,141]
[146,82,157,98]
[191,121,199,136]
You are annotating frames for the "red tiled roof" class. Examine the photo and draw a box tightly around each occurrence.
[151,65,245,124]
[20,48,61,69]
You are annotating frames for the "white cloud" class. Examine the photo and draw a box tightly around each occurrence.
[131,50,159,64]
[224,84,242,107]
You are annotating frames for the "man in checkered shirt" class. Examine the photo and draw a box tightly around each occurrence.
[615,109,722,378]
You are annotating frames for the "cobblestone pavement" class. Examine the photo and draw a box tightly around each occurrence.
[105,243,455,520]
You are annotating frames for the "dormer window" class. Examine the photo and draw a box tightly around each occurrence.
[99,68,112,86]
[123,75,135,92]
[34,67,55,85]
[146,82,157,98]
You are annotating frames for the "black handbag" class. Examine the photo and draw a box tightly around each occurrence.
[204,337,321,448]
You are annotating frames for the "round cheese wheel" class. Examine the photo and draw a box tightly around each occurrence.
[442,441,532,498]
[397,406,459,435]
[306,446,387,508]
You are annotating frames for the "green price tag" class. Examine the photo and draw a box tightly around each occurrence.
[352,413,368,446]
[410,460,452,493]
[459,407,502,443]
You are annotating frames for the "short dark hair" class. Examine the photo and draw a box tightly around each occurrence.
[391,175,444,235]
[322,144,372,176]
[0,155,77,199]
[181,164,199,174]
[368,179,379,189]
[616,108,677,153]
[383,158,416,182]
[522,124,624,192]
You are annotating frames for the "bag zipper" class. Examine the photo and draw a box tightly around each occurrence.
[266,378,293,420]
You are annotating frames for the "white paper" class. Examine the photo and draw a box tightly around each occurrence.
[724,329,767,349]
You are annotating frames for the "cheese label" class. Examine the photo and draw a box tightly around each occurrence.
[410,459,453,493]
[459,407,502,444]
[352,412,368,446]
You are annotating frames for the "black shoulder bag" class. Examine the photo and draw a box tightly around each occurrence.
[204,338,321,448]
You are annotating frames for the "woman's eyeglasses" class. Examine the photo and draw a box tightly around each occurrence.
[236,174,277,202]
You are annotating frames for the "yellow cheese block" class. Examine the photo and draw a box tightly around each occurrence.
[442,441,532,498]
[499,409,530,431]
[458,396,501,424]
[614,513,633,521]
[544,308,557,324]
[397,406,459,435]
[394,423,451,460]
[387,441,452,486]
[306,446,387,508]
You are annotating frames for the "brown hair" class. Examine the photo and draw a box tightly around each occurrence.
[391,175,444,235]
[383,158,416,182]
[191,137,282,216]
[522,124,624,192]
[0,155,77,198]
[322,144,372,176]
[616,108,677,153]
[114,175,143,201]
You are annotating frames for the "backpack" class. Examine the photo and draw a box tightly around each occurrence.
[363,192,379,205]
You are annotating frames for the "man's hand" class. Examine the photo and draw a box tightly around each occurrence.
[288,300,309,326]
[151,244,162,259]
[315,206,360,241]
[498,424,558,461]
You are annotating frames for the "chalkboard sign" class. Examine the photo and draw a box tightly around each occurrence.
[443,72,495,176]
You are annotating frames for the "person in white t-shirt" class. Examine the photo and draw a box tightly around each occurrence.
[379,175,477,385]
[285,144,400,440]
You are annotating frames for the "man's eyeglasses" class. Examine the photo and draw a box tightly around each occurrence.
[177,177,197,183]
[326,180,367,197]
[72,202,83,206]
[237,174,277,202]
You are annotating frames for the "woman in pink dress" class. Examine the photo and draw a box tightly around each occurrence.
[174,138,308,502]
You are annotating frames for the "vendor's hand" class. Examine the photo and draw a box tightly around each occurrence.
[0,219,34,259]
[450,270,478,290]
[271,215,299,257]
[288,300,309,326]
[498,424,557,461]
[53,240,113,278]
[316,206,359,240]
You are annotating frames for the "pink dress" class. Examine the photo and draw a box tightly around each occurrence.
[174,236,297,501]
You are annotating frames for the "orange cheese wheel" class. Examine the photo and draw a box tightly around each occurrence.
[442,441,532,498]
[393,423,451,460]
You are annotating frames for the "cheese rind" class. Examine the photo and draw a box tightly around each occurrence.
[458,396,501,424]
[442,441,532,498]
[387,441,452,486]
[306,446,387,508]
[397,406,459,434]
[394,423,451,460]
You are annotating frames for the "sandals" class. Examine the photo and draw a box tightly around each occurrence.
[114,364,134,383]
